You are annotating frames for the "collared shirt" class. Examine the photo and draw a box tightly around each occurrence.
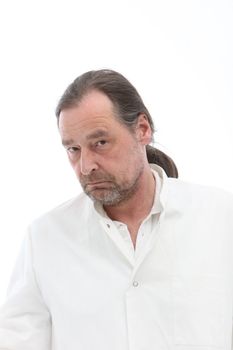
[0,164,233,350]
[94,168,163,262]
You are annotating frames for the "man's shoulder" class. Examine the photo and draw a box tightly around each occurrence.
[165,177,233,211]
[167,177,232,196]
[30,192,92,229]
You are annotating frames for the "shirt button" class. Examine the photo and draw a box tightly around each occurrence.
[107,223,110,228]
[132,281,139,287]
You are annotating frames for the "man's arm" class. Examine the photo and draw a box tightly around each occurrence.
[0,230,51,350]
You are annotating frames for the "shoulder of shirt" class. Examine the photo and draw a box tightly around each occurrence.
[164,176,233,212]
[151,163,233,206]
[30,192,92,227]
[166,176,233,197]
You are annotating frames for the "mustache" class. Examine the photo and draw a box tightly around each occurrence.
[79,172,115,185]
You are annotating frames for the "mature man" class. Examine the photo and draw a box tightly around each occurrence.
[0,69,233,350]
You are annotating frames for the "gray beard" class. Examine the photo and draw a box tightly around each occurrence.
[81,166,144,207]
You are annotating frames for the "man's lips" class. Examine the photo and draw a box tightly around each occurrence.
[85,181,111,188]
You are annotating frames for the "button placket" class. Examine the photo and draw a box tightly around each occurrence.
[100,219,135,266]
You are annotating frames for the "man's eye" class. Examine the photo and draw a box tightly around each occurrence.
[96,140,107,146]
[67,147,80,154]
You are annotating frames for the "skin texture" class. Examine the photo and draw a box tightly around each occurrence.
[59,90,155,246]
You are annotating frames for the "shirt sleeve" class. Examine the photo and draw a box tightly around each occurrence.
[0,230,51,350]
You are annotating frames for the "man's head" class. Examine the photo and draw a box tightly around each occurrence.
[56,69,178,206]
[56,70,154,206]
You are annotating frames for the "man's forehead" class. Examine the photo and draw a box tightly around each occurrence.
[59,92,117,128]
[75,90,114,114]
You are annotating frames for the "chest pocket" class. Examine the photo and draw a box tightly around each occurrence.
[172,275,226,347]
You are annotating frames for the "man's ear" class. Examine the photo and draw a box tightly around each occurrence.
[135,114,152,145]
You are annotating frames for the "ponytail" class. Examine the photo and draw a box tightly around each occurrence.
[146,145,178,178]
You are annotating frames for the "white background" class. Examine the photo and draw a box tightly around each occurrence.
[0,0,232,305]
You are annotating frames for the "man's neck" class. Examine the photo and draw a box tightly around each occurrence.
[103,167,156,245]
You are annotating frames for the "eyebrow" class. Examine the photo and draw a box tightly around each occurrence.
[62,138,75,146]
[86,130,109,140]
[62,130,109,146]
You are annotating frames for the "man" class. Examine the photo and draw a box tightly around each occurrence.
[0,69,233,350]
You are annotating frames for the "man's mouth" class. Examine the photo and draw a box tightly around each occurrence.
[85,181,111,189]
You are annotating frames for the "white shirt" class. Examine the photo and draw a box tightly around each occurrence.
[95,169,162,261]
[0,164,233,350]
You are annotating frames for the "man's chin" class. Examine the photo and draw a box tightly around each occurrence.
[85,189,121,206]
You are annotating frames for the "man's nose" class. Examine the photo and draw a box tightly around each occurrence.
[80,149,98,175]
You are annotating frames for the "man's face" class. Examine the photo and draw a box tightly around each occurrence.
[59,90,151,206]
